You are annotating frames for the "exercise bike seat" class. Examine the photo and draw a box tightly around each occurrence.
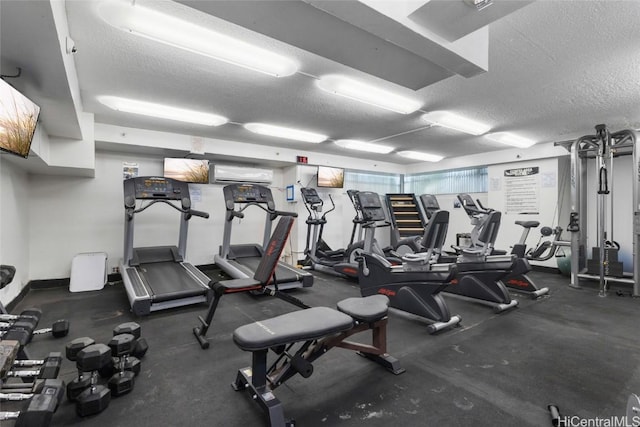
[515,221,540,229]
[233,307,354,351]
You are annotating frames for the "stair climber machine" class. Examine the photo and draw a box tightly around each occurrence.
[120,176,213,316]
[357,201,462,334]
[385,193,427,256]
[214,183,313,289]
[300,187,363,278]
[456,194,549,298]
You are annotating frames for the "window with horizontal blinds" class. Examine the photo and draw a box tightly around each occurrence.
[405,167,488,195]
[344,170,401,194]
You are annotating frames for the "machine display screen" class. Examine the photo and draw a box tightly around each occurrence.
[228,184,272,203]
[134,177,182,200]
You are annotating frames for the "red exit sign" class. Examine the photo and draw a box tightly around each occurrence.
[296,156,308,164]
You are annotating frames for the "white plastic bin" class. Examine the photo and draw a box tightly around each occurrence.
[70,252,108,292]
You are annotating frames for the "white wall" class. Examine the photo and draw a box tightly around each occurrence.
[0,159,31,304]
[27,150,284,280]
[488,157,564,268]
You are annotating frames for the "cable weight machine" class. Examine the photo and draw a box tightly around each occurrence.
[559,124,640,296]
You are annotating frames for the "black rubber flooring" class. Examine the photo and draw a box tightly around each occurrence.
[4,269,640,427]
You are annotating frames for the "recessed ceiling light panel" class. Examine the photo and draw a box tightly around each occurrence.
[422,111,491,135]
[317,75,422,114]
[397,150,444,162]
[99,1,298,77]
[485,132,536,148]
[334,139,394,154]
[244,123,327,143]
[98,96,229,126]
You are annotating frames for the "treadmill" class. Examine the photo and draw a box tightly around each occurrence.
[214,183,313,289]
[120,176,213,316]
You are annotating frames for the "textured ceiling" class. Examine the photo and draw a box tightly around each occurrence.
[5,1,640,165]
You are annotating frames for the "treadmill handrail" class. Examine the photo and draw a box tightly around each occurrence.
[128,199,210,219]
[230,202,297,219]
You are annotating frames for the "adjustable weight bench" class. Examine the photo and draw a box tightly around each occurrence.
[193,216,309,349]
[232,294,404,427]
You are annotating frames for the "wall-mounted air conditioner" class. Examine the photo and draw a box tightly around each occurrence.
[212,164,273,184]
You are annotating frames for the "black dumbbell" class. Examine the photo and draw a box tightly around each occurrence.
[75,344,112,417]
[6,353,62,380]
[0,378,65,410]
[65,337,95,401]
[33,320,70,338]
[0,327,32,347]
[0,308,42,325]
[0,319,38,332]
[0,393,57,427]
[107,334,136,397]
[113,322,148,359]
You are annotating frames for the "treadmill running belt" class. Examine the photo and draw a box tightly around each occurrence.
[236,257,301,284]
[140,263,207,302]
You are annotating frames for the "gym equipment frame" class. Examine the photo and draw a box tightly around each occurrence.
[559,125,640,296]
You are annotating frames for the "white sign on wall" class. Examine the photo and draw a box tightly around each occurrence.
[123,162,139,180]
[504,167,539,214]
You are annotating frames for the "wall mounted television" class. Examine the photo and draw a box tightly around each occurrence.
[0,78,40,158]
[317,166,345,189]
[163,158,210,184]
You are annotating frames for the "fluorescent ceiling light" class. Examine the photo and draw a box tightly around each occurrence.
[99,1,298,78]
[317,75,422,114]
[485,132,536,148]
[422,111,491,135]
[98,96,228,126]
[334,139,394,154]
[244,123,327,143]
[397,151,444,162]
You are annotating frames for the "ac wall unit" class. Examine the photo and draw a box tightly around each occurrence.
[212,164,273,184]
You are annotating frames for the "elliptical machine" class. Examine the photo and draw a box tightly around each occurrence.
[300,187,363,278]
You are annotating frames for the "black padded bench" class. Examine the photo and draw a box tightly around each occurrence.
[193,216,309,349]
[232,295,404,427]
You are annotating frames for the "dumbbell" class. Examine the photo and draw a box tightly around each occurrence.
[5,353,62,380]
[0,393,57,427]
[33,320,70,338]
[0,379,62,400]
[113,322,148,359]
[0,327,31,347]
[75,344,112,417]
[1,319,69,337]
[0,308,42,325]
[0,378,65,410]
[107,334,136,397]
[65,337,95,401]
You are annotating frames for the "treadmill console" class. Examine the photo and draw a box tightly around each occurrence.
[356,191,387,222]
[124,177,188,201]
[223,183,276,211]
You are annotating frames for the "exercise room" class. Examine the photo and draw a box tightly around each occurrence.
[1,1,639,426]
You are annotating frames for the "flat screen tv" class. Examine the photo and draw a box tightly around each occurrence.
[0,78,40,158]
[317,166,344,189]
[163,158,210,184]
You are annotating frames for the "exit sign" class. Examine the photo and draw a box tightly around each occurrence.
[296,156,308,164]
